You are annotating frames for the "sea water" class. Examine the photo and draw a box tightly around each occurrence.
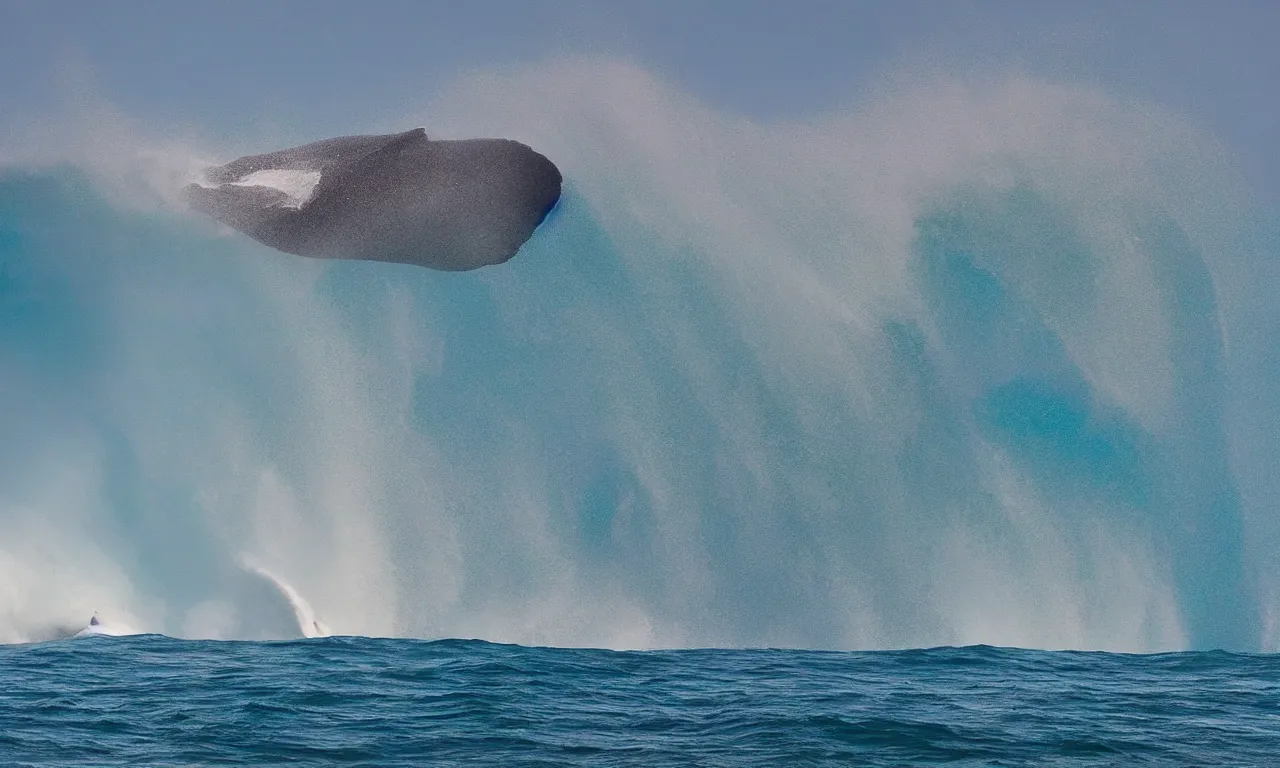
[2,637,1278,766]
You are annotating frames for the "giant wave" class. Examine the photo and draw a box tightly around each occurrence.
[1,61,1277,651]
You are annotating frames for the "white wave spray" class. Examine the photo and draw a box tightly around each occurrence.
[238,558,331,639]
[0,59,1275,651]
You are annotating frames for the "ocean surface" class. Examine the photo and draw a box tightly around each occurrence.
[2,636,1277,766]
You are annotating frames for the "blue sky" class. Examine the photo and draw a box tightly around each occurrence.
[2,1,1278,202]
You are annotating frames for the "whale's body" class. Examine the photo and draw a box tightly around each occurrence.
[184,128,562,271]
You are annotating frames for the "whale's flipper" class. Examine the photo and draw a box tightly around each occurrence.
[184,128,562,272]
[88,613,100,627]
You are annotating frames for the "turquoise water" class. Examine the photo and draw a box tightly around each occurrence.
[3,637,1278,766]
[3,142,1276,651]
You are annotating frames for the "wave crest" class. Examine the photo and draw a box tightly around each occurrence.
[0,59,1274,651]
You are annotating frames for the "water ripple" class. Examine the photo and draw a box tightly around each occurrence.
[1,638,1278,766]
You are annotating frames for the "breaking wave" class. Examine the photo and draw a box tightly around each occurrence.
[1,60,1276,651]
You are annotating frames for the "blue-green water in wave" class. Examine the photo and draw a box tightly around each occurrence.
[6,70,1280,654]
[2,637,1278,766]
[3,159,1278,651]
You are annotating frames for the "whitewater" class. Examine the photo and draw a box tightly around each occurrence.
[1,60,1278,653]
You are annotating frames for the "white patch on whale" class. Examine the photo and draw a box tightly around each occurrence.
[227,169,323,209]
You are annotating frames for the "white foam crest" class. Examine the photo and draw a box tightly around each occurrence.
[73,613,143,638]
[1,57,1269,651]
[0,450,153,644]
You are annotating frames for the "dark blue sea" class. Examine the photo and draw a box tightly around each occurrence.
[2,637,1276,767]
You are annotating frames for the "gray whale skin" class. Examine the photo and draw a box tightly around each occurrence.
[184,128,562,271]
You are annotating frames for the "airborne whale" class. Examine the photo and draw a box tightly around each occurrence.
[184,128,562,271]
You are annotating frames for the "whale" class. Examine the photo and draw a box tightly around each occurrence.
[184,128,562,271]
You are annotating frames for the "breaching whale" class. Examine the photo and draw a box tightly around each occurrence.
[184,128,562,271]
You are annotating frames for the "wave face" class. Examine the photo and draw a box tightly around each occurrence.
[1,62,1277,650]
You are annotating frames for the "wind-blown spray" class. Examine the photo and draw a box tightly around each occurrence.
[0,61,1275,650]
